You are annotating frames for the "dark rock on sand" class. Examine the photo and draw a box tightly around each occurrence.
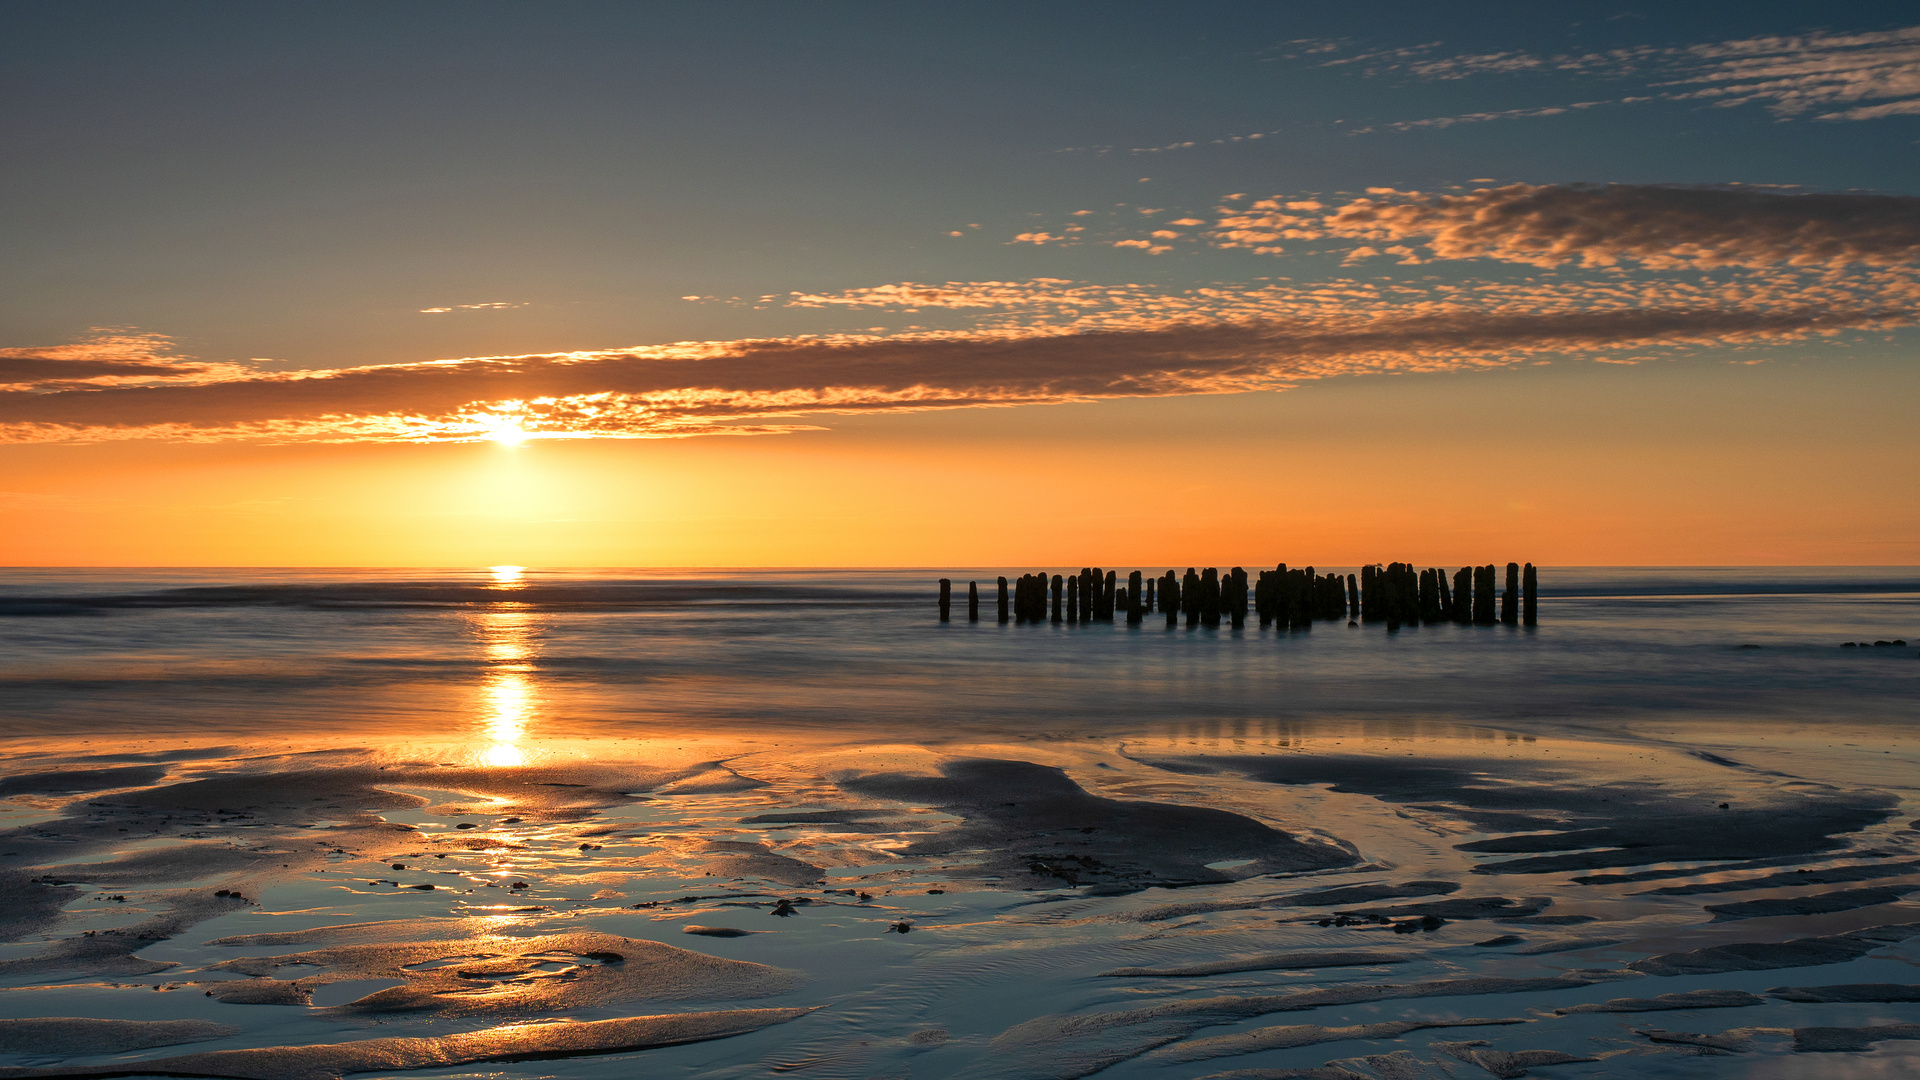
[0,1018,237,1055]
[1768,982,1920,1003]
[1100,950,1412,978]
[1628,920,1920,976]
[1281,881,1459,907]
[1705,885,1914,921]
[1793,1023,1920,1053]
[1474,935,1523,947]
[0,1009,815,1080]
[841,759,1354,888]
[681,926,763,938]
[1556,989,1766,1014]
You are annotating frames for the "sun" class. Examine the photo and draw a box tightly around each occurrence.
[486,420,530,446]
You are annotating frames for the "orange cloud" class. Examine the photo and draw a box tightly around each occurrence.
[0,329,253,391]
[3,272,1910,444]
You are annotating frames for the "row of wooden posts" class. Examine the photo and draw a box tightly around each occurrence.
[938,563,1539,629]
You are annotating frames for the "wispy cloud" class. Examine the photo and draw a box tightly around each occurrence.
[1316,24,1920,127]
[1022,184,1920,271]
[418,301,527,314]
[4,269,1911,444]
[1312,184,1920,270]
[0,330,253,392]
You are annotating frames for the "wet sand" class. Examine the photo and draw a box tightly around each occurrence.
[1,719,1917,1079]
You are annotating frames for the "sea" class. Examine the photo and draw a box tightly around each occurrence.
[0,567,1916,1079]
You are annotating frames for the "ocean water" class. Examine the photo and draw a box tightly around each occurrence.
[1,567,1917,1079]
[3,566,1916,745]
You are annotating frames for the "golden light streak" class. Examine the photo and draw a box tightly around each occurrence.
[474,605,538,767]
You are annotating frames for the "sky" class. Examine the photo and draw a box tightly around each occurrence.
[3,0,1918,567]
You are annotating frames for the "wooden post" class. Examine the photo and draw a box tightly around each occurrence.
[997,576,1009,624]
[1502,562,1519,626]
[1103,570,1117,621]
[1164,571,1179,628]
[1474,565,1496,624]
[1523,563,1538,626]
[1052,574,1064,623]
[1436,569,1452,621]
[1230,567,1248,628]
[968,581,979,622]
[1080,568,1095,624]
[1346,573,1359,621]
[1146,576,1157,614]
[1128,570,1144,624]
[1182,568,1199,628]
[1452,567,1471,623]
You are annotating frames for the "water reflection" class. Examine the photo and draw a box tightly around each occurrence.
[475,603,538,767]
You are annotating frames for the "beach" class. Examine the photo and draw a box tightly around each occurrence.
[1,568,1917,1079]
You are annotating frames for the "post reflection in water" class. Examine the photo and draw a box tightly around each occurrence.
[474,600,538,767]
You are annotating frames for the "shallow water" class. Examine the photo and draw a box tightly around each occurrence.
[1,567,1917,1079]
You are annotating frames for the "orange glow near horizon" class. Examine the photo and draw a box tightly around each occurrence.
[2,359,1917,567]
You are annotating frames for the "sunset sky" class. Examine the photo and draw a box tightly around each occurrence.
[5,1,1917,566]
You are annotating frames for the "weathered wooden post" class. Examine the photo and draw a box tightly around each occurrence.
[1453,567,1472,623]
[1128,570,1144,625]
[939,579,951,622]
[1523,563,1538,626]
[1081,568,1096,624]
[1182,568,1199,628]
[1146,576,1157,615]
[1474,565,1496,624]
[1436,570,1452,621]
[1052,574,1064,623]
[997,576,1010,624]
[1103,570,1117,621]
[1501,562,1519,625]
[1067,574,1079,623]
[968,581,979,622]
[1164,571,1180,628]
[1346,574,1359,621]
[1230,567,1248,628]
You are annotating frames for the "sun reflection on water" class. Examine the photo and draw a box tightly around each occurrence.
[475,604,539,767]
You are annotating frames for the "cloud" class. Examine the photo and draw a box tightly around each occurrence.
[4,272,1911,444]
[1313,24,1920,125]
[419,302,526,314]
[1310,184,1920,270]
[0,330,253,391]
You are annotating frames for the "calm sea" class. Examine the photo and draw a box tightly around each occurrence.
[2,567,1914,749]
